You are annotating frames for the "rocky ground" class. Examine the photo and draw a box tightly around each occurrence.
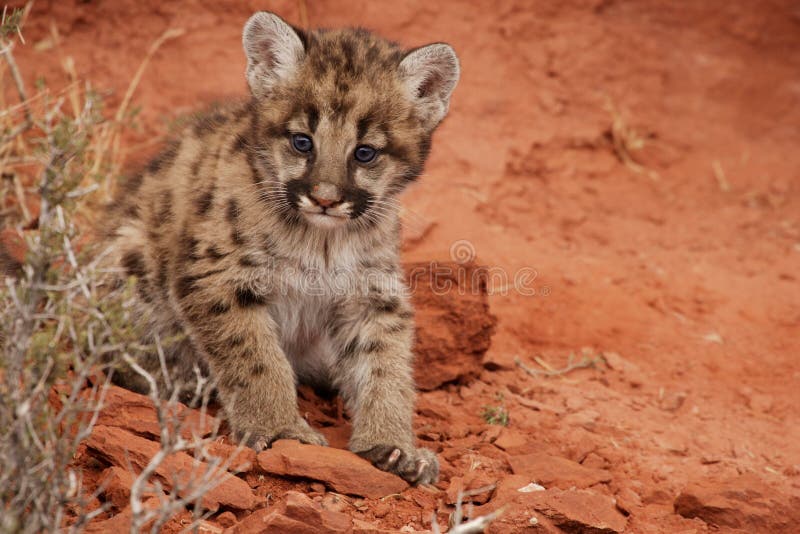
[8,0,800,532]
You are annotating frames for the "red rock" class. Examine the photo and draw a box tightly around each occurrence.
[416,391,455,420]
[84,385,218,440]
[674,474,800,531]
[257,440,408,499]
[84,498,159,532]
[373,501,392,518]
[216,511,237,528]
[285,491,352,532]
[738,386,775,414]
[229,509,310,534]
[446,470,497,504]
[642,488,673,506]
[493,427,529,451]
[564,431,599,463]
[601,352,644,387]
[320,492,349,513]
[480,474,536,512]
[486,517,559,534]
[203,440,257,473]
[479,479,623,533]
[405,262,497,390]
[562,409,600,431]
[511,394,565,416]
[509,452,612,489]
[581,452,609,470]
[613,487,641,515]
[200,521,224,533]
[538,488,627,533]
[353,518,403,533]
[309,482,327,493]
[86,425,259,511]
[100,466,139,509]
[482,425,503,443]
[228,492,352,533]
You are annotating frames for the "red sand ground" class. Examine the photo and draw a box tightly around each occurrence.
[10,1,800,532]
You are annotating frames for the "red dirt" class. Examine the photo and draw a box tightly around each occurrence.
[10,0,800,532]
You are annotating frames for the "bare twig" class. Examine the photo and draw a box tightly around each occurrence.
[122,354,230,534]
[0,4,34,141]
[114,28,185,125]
[604,96,659,181]
[92,27,184,196]
[712,160,730,192]
[431,490,504,533]
[461,484,496,499]
[297,0,310,28]
[515,352,602,380]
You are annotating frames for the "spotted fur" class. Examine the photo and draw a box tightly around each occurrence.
[106,11,459,484]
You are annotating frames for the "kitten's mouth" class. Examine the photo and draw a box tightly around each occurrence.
[300,206,350,227]
[282,184,367,228]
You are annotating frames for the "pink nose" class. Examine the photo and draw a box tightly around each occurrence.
[310,183,341,208]
[310,194,338,208]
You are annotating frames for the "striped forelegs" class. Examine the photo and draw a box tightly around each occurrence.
[333,295,439,485]
[175,269,326,450]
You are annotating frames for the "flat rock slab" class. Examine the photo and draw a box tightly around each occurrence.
[257,440,408,499]
[202,440,257,473]
[84,498,160,533]
[509,452,612,489]
[540,488,627,533]
[229,491,353,533]
[81,385,218,440]
[674,473,800,532]
[476,477,626,534]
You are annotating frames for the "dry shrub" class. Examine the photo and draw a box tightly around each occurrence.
[0,7,224,532]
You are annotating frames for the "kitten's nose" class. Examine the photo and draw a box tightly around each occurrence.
[309,183,342,208]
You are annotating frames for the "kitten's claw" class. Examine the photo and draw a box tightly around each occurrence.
[416,459,429,479]
[356,444,439,485]
[388,448,402,466]
[240,419,328,451]
[252,436,270,452]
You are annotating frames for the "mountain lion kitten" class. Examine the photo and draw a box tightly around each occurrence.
[106,11,459,484]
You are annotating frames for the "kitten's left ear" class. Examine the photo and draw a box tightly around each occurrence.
[399,43,460,129]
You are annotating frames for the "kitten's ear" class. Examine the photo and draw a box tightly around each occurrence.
[399,43,460,129]
[242,12,305,97]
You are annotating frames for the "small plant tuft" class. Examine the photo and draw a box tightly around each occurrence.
[0,6,25,42]
[482,394,509,426]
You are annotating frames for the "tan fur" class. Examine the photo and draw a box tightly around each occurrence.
[106,12,459,484]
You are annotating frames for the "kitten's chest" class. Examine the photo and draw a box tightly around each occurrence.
[262,250,392,381]
[268,290,331,348]
[267,281,344,384]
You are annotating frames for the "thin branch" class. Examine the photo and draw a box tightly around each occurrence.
[0,39,33,141]
[431,490,505,534]
[515,353,602,379]
[461,483,496,499]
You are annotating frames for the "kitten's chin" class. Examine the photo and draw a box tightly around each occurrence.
[303,212,348,229]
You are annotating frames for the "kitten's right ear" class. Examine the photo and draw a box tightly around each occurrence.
[242,12,305,97]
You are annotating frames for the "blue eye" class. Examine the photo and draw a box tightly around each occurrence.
[292,133,313,153]
[354,145,377,163]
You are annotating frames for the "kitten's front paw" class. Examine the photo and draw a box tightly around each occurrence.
[239,419,328,452]
[356,445,439,485]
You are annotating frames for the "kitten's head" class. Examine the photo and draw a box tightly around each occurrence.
[242,12,459,230]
